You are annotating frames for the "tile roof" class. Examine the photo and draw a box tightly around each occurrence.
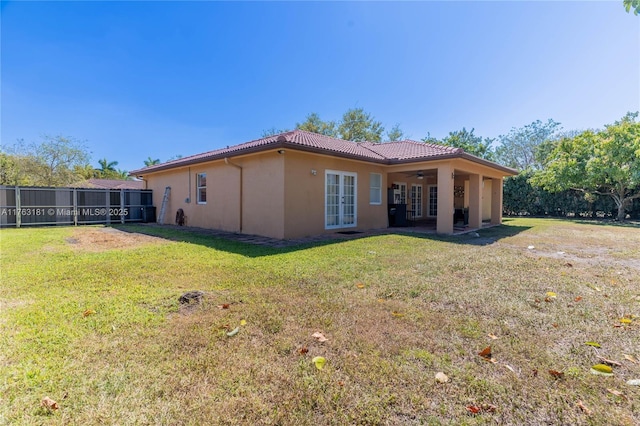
[130,129,512,175]
[74,178,145,190]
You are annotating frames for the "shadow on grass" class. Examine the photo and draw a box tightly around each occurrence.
[112,220,533,257]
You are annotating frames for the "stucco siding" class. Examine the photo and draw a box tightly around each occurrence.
[283,151,387,239]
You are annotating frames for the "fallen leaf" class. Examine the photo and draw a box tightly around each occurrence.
[482,404,497,413]
[619,318,632,324]
[312,332,328,343]
[82,309,96,317]
[240,319,247,326]
[544,297,553,303]
[576,400,592,415]
[356,283,365,289]
[546,291,557,298]
[623,354,638,364]
[478,346,497,363]
[549,369,564,378]
[226,327,240,337]
[391,311,405,318]
[312,356,326,370]
[565,262,573,267]
[40,397,59,410]
[574,296,582,302]
[552,323,559,328]
[466,405,481,414]
[590,364,613,376]
[585,341,601,348]
[487,333,498,340]
[503,364,516,374]
[337,380,345,386]
[606,388,626,400]
[596,355,622,367]
[435,372,450,383]
[478,346,492,359]
[298,347,309,355]
[217,304,230,309]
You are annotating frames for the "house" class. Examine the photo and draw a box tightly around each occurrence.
[73,178,144,190]
[129,130,517,239]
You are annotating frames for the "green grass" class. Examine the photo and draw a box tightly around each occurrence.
[1,218,639,425]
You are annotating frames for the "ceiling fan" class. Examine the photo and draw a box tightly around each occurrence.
[405,170,425,179]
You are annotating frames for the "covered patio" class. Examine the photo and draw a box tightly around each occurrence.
[386,158,511,235]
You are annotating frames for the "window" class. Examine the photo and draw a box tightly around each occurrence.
[197,173,207,204]
[411,184,423,218]
[394,182,407,204]
[369,173,382,205]
[428,185,437,217]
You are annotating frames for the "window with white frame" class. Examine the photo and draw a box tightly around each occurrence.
[369,173,382,205]
[197,173,207,204]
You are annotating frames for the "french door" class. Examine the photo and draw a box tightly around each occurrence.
[325,171,357,229]
[411,184,423,218]
[428,185,438,217]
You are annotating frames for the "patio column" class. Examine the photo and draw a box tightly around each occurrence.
[468,174,483,229]
[436,164,454,234]
[491,177,503,225]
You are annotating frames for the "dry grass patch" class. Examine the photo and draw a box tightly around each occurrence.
[1,219,639,425]
[65,226,167,252]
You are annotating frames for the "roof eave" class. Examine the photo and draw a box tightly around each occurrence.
[130,141,390,176]
[130,141,518,177]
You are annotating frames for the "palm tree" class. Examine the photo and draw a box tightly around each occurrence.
[98,158,118,174]
[74,163,99,179]
[144,157,160,167]
[115,169,130,180]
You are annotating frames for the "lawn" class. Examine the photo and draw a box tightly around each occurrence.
[1,218,639,425]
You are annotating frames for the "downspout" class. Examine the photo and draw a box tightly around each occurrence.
[224,158,243,232]
[188,167,192,202]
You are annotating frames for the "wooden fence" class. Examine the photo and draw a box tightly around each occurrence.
[0,186,154,228]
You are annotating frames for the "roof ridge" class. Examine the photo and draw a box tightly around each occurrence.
[358,140,389,158]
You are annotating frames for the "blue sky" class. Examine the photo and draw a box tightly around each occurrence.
[2,1,638,172]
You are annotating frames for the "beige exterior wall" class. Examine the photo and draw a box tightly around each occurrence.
[141,150,512,238]
[283,151,387,239]
[143,152,285,238]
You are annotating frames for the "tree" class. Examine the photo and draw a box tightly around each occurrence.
[495,119,561,170]
[261,127,290,138]
[531,112,640,221]
[440,127,495,160]
[296,113,338,137]
[386,124,405,141]
[0,153,28,186]
[114,169,131,180]
[337,108,385,142]
[74,164,99,180]
[624,0,640,15]
[421,132,439,144]
[98,158,119,177]
[1,135,91,186]
[144,157,160,166]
